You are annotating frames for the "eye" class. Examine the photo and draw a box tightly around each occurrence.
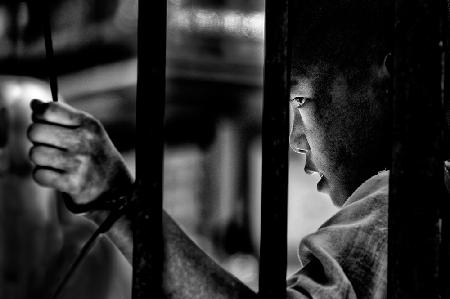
[290,96,309,108]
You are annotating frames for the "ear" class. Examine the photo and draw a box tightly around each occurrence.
[373,53,392,99]
[381,52,392,78]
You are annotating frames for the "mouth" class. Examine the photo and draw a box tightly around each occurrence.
[304,168,327,191]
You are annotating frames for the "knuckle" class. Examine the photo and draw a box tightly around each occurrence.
[70,156,82,170]
[69,109,83,123]
[47,102,58,114]
[75,125,102,152]
[64,155,81,172]
[82,114,102,134]
[70,130,90,153]
[82,126,95,140]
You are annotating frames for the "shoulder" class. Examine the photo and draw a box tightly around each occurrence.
[317,171,388,241]
[288,171,388,298]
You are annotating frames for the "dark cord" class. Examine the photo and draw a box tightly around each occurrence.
[51,218,105,299]
[50,206,131,299]
[42,0,58,103]
[51,190,137,299]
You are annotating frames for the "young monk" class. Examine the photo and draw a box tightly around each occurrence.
[27,0,421,297]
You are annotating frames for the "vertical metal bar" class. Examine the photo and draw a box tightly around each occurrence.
[258,0,290,298]
[440,1,450,298]
[132,0,167,298]
[389,0,447,298]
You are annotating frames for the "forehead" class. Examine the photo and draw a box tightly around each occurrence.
[290,75,313,98]
[290,62,333,97]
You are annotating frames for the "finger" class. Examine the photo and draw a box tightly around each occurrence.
[27,123,82,150]
[30,99,84,127]
[29,145,81,172]
[32,166,71,192]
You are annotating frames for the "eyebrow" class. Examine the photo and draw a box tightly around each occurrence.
[290,80,300,94]
[290,76,314,98]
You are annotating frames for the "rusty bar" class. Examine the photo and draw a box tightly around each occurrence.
[258,0,290,298]
[440,1,450,298]
[132,0,167,298]
[389,0,447,298]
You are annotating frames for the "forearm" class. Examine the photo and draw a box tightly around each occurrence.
[163,212,256,299]
[87,209,256,298]
[28,100,256,298]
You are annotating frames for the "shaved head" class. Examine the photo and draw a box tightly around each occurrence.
[289,0,394,205]
[291,0,394,83]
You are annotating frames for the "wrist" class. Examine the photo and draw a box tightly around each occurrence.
[84,183,137,230]
[85,209,109,226]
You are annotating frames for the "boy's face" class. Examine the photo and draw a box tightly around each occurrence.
[289,64,391,206]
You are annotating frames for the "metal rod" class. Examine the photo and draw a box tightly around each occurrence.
[388,0,447,298]
[439,0,450,298]
[132,0,167,298]
[258,0,290,297]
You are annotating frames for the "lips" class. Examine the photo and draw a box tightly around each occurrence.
[304,156,326,188]
[305,168,323,181]
[304,168,317,175]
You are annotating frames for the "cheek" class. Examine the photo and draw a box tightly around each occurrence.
[301,108,329,167]
[304,105,351,175]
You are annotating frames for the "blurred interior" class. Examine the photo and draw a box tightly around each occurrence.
[0,0,337,291]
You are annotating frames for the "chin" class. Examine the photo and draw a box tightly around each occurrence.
[319,179,346,207]
[316,175,329,193]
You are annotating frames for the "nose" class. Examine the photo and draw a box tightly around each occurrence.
[289,107,310,154]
